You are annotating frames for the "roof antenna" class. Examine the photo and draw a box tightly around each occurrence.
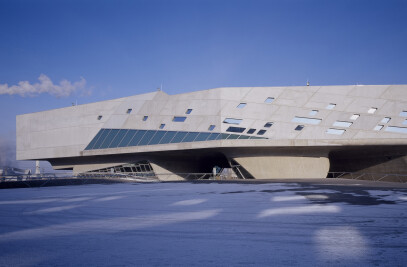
[306,79,310,86]
[157,82,162,91]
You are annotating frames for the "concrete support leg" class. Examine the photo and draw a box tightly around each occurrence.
[149,162,185,181]
[232,156,330,179]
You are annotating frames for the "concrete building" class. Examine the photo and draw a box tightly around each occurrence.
[16,85,407,180]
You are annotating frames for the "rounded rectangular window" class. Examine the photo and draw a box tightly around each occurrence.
[257,130,267,135]
[236,103,247,108]
[295,125,304,131]
[173,116,187,122]
[223,118,242,125]
[350,114,360,120]
[143,116,148,121]
[264,97,275,103]
[326,103,336,110]
[247,128,256,134]
[226,126,246,133]
[368,107,377,114]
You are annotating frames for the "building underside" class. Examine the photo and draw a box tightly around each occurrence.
[17,85,407,181]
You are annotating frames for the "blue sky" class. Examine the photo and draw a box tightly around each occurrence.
[0,0,406,168]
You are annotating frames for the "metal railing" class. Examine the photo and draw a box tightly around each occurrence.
[327,172,407,183]
[1,171,407,185]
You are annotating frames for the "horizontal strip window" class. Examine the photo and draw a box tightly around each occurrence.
[326,128,345,135]
[84,128,268,150]
[223,118,242,125]
[385,126,407,134]
[226,126,246,133]
[292,117,322,125]
[118,130,138,147]
[108,129,128,148]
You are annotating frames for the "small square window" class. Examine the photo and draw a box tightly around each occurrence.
[295,125,304,131]
[309,110,318,116]
[97,115,102,120]
[264,122,273,128]
[159,124,165,129]
[326,103,336,110]
[374,125,384,131]
[257,130,267,135]
[237,103,247,108]
[185,109,192,114]
[126,109,132,114]
[247,128,256,134]
[264,97,275,103]
[381,117,391,124]
[208,125,216,131]
[368,107,377,114]
[143,116,148,121]
[350,114,360,120]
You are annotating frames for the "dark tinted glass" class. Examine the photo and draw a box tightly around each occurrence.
[264,122,273,128]
[220,133,230,139]
[92,129,111,149]
[100,129,120,149]
[128,130,147,146]
[85,129,104,150]
[148,131,167,145]
[257,130,266,135]
[238,135,250,139]
[159,131,177,144]
[226,126,245,133]
[173,116,187,122]
[195,132,211,141]
[227,134,239,139]
[247,128,256,134]
[118,130,137,147]
[170,131,188,143]
[138,130,157,146]
[207,133,221,140]
[108,129,128,148]
[182,132,199,142]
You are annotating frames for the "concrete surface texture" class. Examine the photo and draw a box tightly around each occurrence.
[16,85,407,179]
[0,181,406,266]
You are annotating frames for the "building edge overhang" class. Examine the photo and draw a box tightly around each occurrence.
[79,138,407,157]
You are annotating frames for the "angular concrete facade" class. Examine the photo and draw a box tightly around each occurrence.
[16,85,407,180]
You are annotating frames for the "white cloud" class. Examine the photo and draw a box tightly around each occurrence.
[0,74,88,97]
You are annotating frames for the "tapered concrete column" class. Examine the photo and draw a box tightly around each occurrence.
[149,162,185,181]
[232,156,330,179]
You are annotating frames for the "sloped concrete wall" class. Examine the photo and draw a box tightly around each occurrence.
[233,156,330,179]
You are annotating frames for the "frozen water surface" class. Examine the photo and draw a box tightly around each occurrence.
[0,182,406,266]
